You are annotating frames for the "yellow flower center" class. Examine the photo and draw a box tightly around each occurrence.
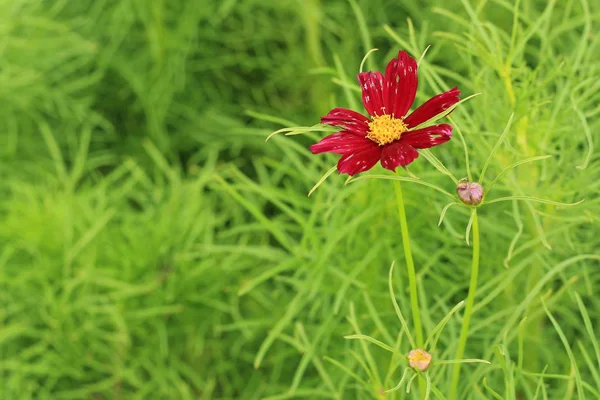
[366,114,408,146]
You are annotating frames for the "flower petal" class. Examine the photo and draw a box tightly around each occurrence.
[384,51,418,118]
[358,71,385,117]
[310,132,374,155]
[321,107,371,136]
[380,141,419,170]
[404,87,460,128]
[401,124,453,149]
[337,143,381,176]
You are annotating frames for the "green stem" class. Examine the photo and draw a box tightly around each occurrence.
[449,210,480,400]
[392,179,424,348]
[393,177,425,399]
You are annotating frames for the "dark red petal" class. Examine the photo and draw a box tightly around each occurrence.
[358,71,385,117]
[321,107,371,136]
[384,51,418,118]
[404,87,460,128]
[380,142,419,170]
[400,124,453,149]
[310,132,373,155]
[337,144,382,176]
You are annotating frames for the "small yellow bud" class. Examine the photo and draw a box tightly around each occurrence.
[407,348,432,372]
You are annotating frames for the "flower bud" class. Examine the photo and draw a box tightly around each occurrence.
[456,178,483,205]
[407,348,432,372]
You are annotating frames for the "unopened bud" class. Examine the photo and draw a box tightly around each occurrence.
[456,178,483,205]
[407,348,432,372]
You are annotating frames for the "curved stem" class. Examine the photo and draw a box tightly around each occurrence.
[449,210,480,400]
[393,178,424,347]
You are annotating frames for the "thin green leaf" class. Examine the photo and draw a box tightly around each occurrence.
[420,149,458,183]
[487,155,553,193]
[479,113,515,185]
[438,202,461,227]
[532,366,549,400]
[349,174,455,200]
[448,116,473,181]
[572,98,593,169]
[348,0,374,71]
[406,372,418,394]
[418,45,431,66]
[266,124,335,142]
[482,377,504,400]
[542,298,584,400]
[465,208,475,246]
[484,196,584,207]
[434,358,491,365]
[575,293,600,375]
[308,165,338,197]
[323,356,371,387]
[359,48,378,72]
[424,301,465,350]
[246,110,298,127]
[383,368,410,394]
[343,334,405,357]
[334,54,360,111]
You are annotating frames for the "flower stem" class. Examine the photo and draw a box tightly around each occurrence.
[393,177,425,398]
[449,210,480,400]
[392,178,424,347]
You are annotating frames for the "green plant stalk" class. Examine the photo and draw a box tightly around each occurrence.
[449,210,480,400]
[393,179,424,346]
[301,0,328,113]
[393,178,426,397]
[523,217,543,374]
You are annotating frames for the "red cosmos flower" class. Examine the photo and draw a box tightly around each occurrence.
[311,51,460,176]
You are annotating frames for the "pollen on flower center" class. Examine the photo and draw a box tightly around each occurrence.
[366,114,408,146]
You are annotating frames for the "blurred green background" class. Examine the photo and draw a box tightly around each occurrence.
[1,0,599,399]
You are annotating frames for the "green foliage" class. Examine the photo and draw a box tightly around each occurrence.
[0,0,599,399]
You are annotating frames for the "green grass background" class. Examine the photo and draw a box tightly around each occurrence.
[1,0,599,398]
